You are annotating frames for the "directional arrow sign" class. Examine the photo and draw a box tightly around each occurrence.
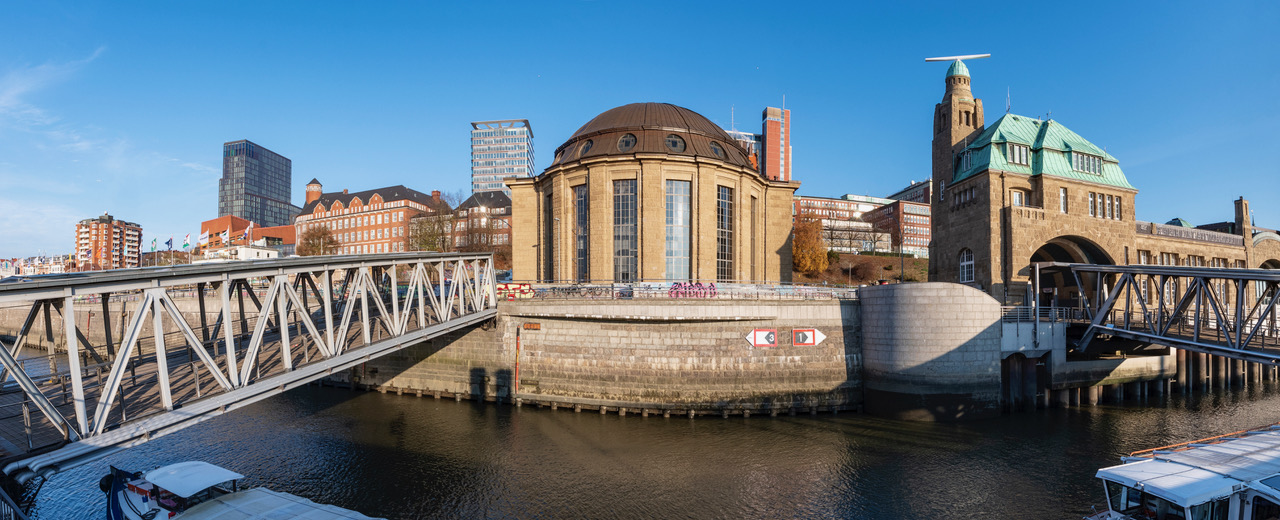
[745,329,777,348]
[792,328,827,346]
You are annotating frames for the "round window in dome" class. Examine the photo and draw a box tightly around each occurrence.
[617,133,637,152]
[579,139,593,157]
[709,141,725,159]
[665,134,686,153]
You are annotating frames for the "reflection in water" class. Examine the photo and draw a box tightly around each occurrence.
[26,382,1280,519]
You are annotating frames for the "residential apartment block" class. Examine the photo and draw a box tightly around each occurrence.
[74,212,142,271]
[294,179,450,255]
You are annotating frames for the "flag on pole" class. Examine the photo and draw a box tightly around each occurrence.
[183,234,191,250]
[242,222,254,240]
[165,237,173,251]
[151,238,157,252]
[199,230,209,245]
[222,227,230,245]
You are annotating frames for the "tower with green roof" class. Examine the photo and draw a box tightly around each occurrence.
[929,59,986,286]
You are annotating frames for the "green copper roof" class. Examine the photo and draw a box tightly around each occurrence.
[947,60,969,78]
[951,114,1135,190]
[1166,217,1193,228]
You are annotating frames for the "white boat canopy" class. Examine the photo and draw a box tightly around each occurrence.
[1097,459,1237,507]
[1098,429,1280,507]
[181,488,384,519]
[144,461,244,498]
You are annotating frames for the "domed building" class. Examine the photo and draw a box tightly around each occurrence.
[508,103,800,283]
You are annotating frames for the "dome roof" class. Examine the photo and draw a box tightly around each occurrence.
[946,60,969,78]
[548,103,755,170]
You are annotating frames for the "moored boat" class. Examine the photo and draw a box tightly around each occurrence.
[1088,423,1280,519]
[101,461,382,519]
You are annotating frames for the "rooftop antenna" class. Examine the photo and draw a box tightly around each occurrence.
[924,53,991,62]
[730,105,736,131]
[1006,87,1011,114]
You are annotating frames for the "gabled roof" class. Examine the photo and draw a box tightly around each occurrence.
[457,191,511,212]
[298,185,449,216]
[952,114,1134,190]
[1167,217,1194,228]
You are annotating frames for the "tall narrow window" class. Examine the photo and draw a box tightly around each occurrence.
[1059,188,1068,213]
[544,194,554,281]
[1009,144,1030,165]
[613,180,638,282]
[574,184,589,282]
[750,196,758,282]
[959,249,974,283]
[1088,193,1096,217]
[1106,195,1114,219]
[664,180,691,281]
[716,186,735,282]
[1115,197,1122,221]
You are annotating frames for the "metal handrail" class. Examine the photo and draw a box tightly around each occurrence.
[498,281,859,301]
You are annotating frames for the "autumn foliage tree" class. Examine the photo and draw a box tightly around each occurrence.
[792,212,829,274]
[296,225,341,256]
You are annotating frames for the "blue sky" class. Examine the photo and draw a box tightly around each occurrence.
[1,1,1277,258]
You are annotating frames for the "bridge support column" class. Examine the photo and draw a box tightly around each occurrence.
[1124,381,1141,402]
[1150,379,1165,400]
[1085,386,1100,405]
[1231,359,1244,387]
[1197,353,1209,391]
[1251,362,1262,385]
[1069,387,1080,406]
[1216,356,1228,389]
[1021,357,1037,412]
[1175,349,1188,392]
[1051,389,1070,408]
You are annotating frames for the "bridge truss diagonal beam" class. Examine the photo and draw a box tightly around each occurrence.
[0,252,496,483]
[1070,263,1280,365]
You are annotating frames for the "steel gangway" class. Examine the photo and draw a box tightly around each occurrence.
[1068,264,1280,363]
[0,252,496,484]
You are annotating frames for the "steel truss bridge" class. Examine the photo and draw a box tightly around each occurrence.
[1068,264,1280,363]
[0,252,496,483]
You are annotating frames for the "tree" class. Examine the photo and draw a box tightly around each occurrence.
[407,214,453,252]
[792,212,829,274]
[296,225,341,256]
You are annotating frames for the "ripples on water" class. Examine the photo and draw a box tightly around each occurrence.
[27,383,1280,519]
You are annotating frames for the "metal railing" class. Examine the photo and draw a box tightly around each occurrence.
[498,280,859,301]
[1000,306,1077,323]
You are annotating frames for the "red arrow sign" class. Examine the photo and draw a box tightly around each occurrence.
[745,329,777,348]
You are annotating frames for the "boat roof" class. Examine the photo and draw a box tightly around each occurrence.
[144,461,244,498]
[1098,428,1280,506]
[179,487,383,519]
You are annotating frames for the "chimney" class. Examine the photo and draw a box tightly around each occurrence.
[343,189,349,194]
[432,190,441,203]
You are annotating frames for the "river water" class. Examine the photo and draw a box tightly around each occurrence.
[24,383,1280,519]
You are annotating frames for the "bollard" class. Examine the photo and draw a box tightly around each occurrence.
[599,406,606,415]
[663,410,670,418]
[618,407,626,417]
[688,409,695,418]
[574,404,581,413]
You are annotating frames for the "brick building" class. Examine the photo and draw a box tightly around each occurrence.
[451,191,512,250]
[74,212,142,271]
[199,215,297,256]
[929,59,1280,305]
[722,106,790,181]
[294,179,450,255]
[509,102,799,283]
[887,180,932,204]
[793,194,893,254]
[863,199,931,258]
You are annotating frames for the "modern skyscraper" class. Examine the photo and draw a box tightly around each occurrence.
[761,107,791,182]
[470,120,534,195]
[74,212,142,271]
[218,140,299,227]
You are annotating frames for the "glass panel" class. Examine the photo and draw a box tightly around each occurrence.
[716,186,734,282]
[665,180,691,281]
[613,180,638,282]
[574,184,589,282]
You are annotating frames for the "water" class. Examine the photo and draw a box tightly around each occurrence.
[25,383,1280,519]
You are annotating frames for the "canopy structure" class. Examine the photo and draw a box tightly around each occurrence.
[144,461,243,498]
[183,488,383,519]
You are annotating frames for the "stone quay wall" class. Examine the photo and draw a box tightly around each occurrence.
[346,299,862,415]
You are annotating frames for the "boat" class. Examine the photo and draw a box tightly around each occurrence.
[1087,422,1280,520]
[101,461,383,519]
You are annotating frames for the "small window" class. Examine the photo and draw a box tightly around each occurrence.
[1088,193,1096,217]
[665,134,686,153]
[1011,191,1025,207]
[579,140,593,156]
[617,133,636,152]
[959,249,975,283]
[1115,197,1122,221]
[709,141,725,159]
[1059,188,1068,213]
[1009,144,1030,165]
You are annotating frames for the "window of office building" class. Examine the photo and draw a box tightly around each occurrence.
[613,180,638,282]
[665,180,691,281]
[716,186,734,282]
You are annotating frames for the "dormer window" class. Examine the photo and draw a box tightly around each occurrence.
[959,151,973,171]
[1072,152,1103,174]
[1008,144,1029,166]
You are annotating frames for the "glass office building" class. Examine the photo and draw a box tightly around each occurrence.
[471,120,534,195]
[218,140,299,227]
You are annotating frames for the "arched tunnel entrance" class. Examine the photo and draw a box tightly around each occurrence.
[1028,236,1115,310]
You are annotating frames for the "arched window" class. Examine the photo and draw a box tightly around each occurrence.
[959,248,975,283]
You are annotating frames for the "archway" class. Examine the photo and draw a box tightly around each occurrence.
[1028,236,1114,309]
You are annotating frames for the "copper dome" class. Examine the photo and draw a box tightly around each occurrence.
[548,103,755,170]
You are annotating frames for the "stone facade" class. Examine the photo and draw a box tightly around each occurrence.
[929,62,1280,305]
[508,103,798,284]
[859,283,1003,420]
[353,299,861,413]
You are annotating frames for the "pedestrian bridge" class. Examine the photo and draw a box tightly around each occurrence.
[0,252,497,483]
[1062,263,1280,363]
